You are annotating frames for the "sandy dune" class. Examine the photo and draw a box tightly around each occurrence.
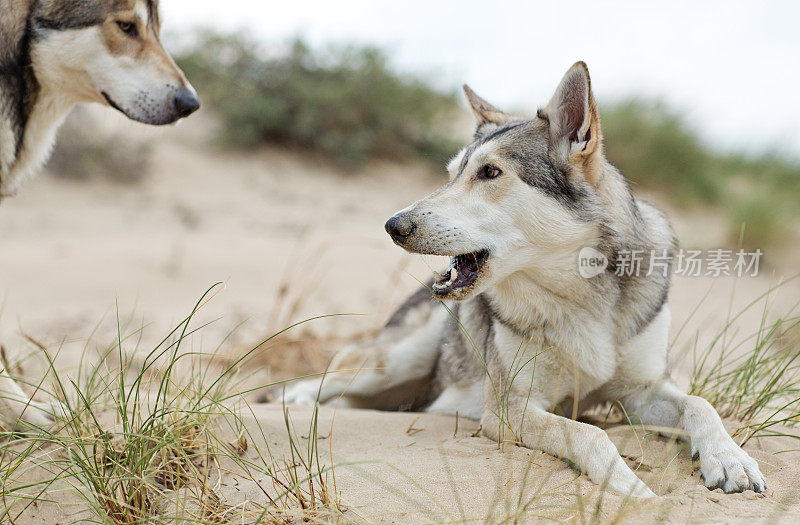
[225,405,800,523]
[2,109,800,522]
[14,405,800,523]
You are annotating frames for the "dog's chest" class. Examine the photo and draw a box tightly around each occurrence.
[1,88,72,197]
[491,318,618,406]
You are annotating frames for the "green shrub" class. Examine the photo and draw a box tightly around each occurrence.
[601,100,800,250]
[715,153,800,250]
[177,32,800,251]
[176,32,460,167]
[601,100,718,205]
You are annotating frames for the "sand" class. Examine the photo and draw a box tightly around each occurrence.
[2,107,800,523]
[222,405,800,523]
[13,405,800,523]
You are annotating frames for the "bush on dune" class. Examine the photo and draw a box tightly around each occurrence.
[176,32,460,167]
[177,31,799,251]
[602,100,800,250]
[601,100,718,205]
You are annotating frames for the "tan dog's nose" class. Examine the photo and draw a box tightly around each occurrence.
[385,214,416,243]
[173,88,200,118]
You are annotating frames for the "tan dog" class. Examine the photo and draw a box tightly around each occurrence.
[0,0,198,427]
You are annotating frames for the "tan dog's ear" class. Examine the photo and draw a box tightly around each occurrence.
[542,61,603,183]
[463,84,509,127]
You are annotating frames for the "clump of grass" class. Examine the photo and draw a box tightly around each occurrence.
[689,277,800,444]
[46,109,151,184]
[0,286,345,524]
[175,31,460,167]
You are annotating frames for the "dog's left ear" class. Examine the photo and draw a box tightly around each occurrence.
[542,61,603,184]
[463,84,509,127]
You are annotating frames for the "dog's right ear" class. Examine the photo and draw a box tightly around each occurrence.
[463,85,509,127]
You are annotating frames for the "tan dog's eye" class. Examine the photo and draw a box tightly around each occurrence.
[478,164,502,179]
[116,21,138,37]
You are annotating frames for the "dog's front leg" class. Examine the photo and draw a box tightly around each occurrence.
[481,400,656,498]
[621,381,766,493]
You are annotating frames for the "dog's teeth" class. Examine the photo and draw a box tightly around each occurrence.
[450,267,458,282]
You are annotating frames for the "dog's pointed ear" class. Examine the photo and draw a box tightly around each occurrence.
[541,62,603,183]
[463,84,509,127]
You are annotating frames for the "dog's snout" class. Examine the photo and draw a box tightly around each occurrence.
[385,214,416,242]
[173,88,200,118]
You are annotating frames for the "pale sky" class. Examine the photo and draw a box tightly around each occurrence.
[162,0,800,157]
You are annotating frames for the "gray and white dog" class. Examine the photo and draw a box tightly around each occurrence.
[1,0,198,427]
[280,62,766,498]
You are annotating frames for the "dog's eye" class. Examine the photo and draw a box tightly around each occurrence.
[478,164,502,179]
[116,21,138,37]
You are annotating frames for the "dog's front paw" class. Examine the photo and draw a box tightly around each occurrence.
[695,441,766,493]
[10,399,67,431]
[271,380,321,406]
[625,478,657,499]
[605,457,657,499]
[16,404,54,428]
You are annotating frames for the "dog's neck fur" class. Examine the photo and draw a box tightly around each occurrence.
[485,250,609,336]
[1,82,75,199]
[0,0,76,200]
[483,161,635,336]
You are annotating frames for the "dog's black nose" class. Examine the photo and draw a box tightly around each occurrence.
[385,214,416,242]
[173,88,200,118]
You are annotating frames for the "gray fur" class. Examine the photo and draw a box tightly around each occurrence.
[384,281,437,328]
[30,0,159,33]
[0,0,38,163]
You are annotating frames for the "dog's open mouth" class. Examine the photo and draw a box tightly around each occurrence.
[101,91,126,115]
[432,250,490,297]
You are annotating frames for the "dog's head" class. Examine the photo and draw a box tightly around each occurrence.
[386,62,607,300]
[29,0,199,125]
